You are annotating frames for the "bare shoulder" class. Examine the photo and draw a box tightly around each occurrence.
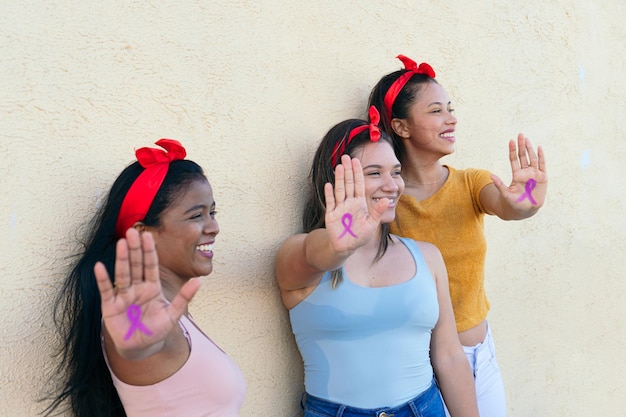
[407,239,447,283]
[412,240,444,261]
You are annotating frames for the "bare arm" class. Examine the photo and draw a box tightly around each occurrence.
[275,155,389,309]
[423,242,479,417]
[481,133,548,220]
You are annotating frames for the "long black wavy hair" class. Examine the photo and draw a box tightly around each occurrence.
[42,159,206,417]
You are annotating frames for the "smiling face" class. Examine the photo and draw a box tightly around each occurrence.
[146,178,219,281]
[352,140,404,224]
[394,81,457,156]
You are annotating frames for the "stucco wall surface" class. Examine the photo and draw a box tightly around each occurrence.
[1,1,624,416]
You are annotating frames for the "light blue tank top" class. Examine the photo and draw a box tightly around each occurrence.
[289,236,439,408]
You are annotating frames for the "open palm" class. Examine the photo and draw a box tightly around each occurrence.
[324,154,389,253]
[94,228,200,360]
[492,133,547,210]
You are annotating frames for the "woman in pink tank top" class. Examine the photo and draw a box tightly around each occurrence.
[44,139,246,417]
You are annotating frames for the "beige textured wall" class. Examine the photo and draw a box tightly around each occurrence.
[1,1,624,416]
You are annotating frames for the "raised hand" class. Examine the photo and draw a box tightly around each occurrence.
[491,133,548,211]
[323,154,389,253]
[94,228,201,360]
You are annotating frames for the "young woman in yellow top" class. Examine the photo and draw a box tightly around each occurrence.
[368,55,548,417]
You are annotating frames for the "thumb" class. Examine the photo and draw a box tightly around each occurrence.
[369,197,390,223]
[490,174,507,194]
[167,278,202,321]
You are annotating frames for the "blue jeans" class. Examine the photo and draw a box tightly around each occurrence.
[302,379,445,417]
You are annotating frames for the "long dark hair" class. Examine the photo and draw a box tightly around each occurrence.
[43,159,206,417]
[303,118,394,287]
[367,70,439,162]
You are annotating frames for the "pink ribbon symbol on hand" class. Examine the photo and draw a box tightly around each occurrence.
[338,213,357,238]
[124,304,154,340]
[516,179,537,205]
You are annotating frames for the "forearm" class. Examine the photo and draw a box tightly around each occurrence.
[303,228,353,272]
[434,353,479,417]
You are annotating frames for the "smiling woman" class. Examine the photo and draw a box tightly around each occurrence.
[368,54,548,417]
[274,107,479,417]
[43,140,246,417]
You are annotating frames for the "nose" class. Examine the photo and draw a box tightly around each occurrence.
[447,111,457,125]
[382,173,400,191]
[203,217,219,236]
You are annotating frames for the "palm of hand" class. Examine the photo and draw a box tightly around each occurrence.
[326,196,377,252]
[502,134,548,208]
[94,228,198,358]
[101,283,173,350]
[324,154,386,253]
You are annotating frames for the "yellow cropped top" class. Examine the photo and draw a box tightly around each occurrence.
[390,166,493,332]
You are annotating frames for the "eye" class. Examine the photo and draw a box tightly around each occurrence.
[392,169,402,177]
[210,210,218,219]
[448,107,455,113]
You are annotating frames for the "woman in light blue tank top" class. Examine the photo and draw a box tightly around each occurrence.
[275,108,479,417]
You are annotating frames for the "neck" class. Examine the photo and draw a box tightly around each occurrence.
[159,270,189,314]
[403,164,448,186]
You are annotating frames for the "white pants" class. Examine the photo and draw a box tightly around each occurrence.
[444,323,507,417]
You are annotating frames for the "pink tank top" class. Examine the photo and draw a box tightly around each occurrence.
[104,315,246,416]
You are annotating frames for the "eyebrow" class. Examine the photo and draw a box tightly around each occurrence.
[428,101,453,107]
[183,201,215,214]
[363,163,402,170]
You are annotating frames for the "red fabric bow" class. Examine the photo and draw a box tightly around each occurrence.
[397,55,436,78]
[135,138,186,168]
[332,106,382,168]
[383,54,436,118]
[115,139,187,238]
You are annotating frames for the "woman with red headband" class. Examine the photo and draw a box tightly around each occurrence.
[44,139,246,417]
[275,108,479,417]
[368,55,548,417]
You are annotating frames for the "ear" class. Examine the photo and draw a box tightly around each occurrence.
[391,117,410,139]
[133,222,146,233]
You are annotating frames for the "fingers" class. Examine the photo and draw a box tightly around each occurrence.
[508,139,520,171]
[333,155,362,204]
[525,137,538,169]
[351,158,365,199]
[94,261,114,303]
[517,133,530,168]
[324,182,336,212]
[537,145,547,175]
[113,237,132,293]
[333,163,345,205]
[141,232,160,285]
[126,228,144,287]
[342,155,355,199]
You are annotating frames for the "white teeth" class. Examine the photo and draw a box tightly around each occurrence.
[440,132,454,138]
[196,243,214,252]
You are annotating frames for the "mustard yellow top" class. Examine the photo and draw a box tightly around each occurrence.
[390,166,493,332]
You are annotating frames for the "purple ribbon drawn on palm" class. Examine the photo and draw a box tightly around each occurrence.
[124,304,153,340]
[338,213,357,238]
[516,178,537,205]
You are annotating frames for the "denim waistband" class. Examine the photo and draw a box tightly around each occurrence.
[302,379,443,417]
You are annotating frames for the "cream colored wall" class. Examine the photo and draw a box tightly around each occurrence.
[1,1,624,416]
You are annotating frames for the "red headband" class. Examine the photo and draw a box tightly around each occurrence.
[331,106,381,168]
[115,139,187,238]
[383,55,436,119]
